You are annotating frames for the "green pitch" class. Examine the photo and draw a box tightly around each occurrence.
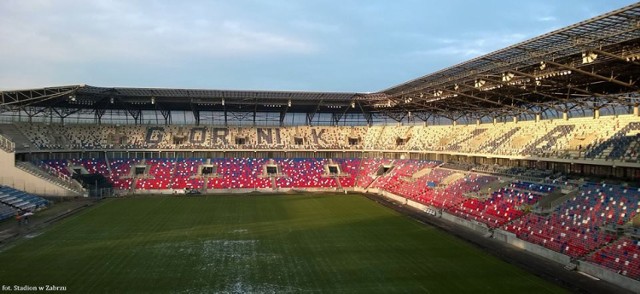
[0,195,566,293]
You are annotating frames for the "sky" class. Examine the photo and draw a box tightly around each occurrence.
[0,0,637,92]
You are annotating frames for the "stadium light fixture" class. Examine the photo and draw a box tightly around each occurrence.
[582,51,598,64]
[68,94,76,102]
[351,102,355,108]
[110,97,114,104]
[626,53,640,61]
[151,97,155,104]
[288,99,291,107]
[502,72,515,82]
[221,98,225,106]
[454,84,459,90]
[474,80,486,88]
[539,61,546,70]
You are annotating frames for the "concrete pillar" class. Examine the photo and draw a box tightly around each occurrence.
[594,108,600,119]
[476,119,481,126]
[493,117,497,125]
[535,113,541,123]
[453,120,457,126]
[634,104,639,116]
[562,111,568,121]
[513,116,518,124]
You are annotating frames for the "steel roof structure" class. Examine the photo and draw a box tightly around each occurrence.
[380,3,640,121]
[1,3,639,125]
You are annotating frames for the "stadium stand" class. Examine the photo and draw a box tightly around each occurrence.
[0,202,17,221]
[589,237,640,280]
[5,115,639,164]
[0,186,49,212]
[0,4,639,289]
[446,182,550,228]
[505,184,640,258]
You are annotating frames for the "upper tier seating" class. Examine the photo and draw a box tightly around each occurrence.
[9,114,640,163]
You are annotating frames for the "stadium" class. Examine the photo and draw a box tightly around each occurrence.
[0,2,639,293]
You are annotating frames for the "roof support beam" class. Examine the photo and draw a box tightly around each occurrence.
[0,86,81,107]
[190,106,200,126]
[94,108,107,125]
[335,103,353,126]
[306,98,323,126]
[383,111,407,122]
[128,109,142,125]
[543,60,637,90]
[402,99,460,115]
[479,77,567,113]
[160,109,171,125]
[510,69,636,106]
[590,48,640,66]
[280,95,290,127]
[253,98,258,126]
[354,101,372,126]
[412,112,432,122]
[444,86,538,115]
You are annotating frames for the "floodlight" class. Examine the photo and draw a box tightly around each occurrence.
[539,61,546,70]
[582,51,598,64]
[502,72,514,82]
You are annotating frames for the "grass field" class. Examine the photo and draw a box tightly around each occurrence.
[0,194,567,293]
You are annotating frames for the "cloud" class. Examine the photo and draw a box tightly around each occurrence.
[536,16,557,22]
[409,33,528,58]
[0,0,318,66]
[289,20,341,34]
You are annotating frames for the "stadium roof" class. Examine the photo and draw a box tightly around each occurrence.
[380,3,640,121]
[1,2,639,124]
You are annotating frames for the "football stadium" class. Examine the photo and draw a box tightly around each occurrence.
[0,2,640,293]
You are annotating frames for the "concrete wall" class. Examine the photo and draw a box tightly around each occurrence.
[406,199,428,211]
[0,149,79,197]
[128,187,356,195]
[377,190,408,205]
[372,190,578,264]
[441,211,490,235]
[578,261,640,292]
[493,229,572,264]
